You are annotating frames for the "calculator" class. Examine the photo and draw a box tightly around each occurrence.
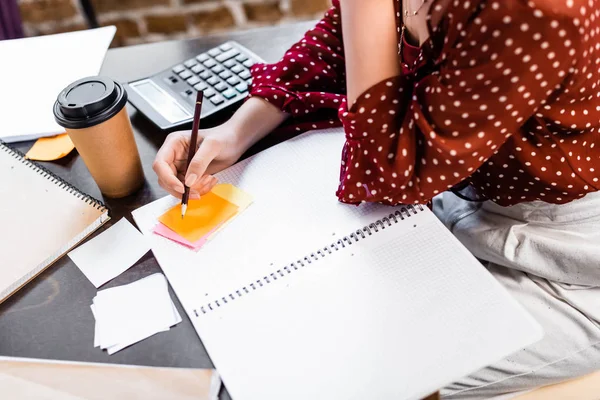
[125,41,263,131]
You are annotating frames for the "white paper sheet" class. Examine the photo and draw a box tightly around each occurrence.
[90,304,100,348]
[0,27,116,143]
[91,274,182,354]
[94,274,176,347]
[68,218,150,287]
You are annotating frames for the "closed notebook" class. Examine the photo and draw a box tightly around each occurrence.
[0,356,221,400]
[0,141,109,303]
[133,128,543,400]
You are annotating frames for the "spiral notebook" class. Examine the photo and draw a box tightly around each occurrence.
[132,128,543,400]
[0,142,109,303]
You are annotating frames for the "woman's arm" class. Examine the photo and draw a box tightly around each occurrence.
[341,0,400,106]
[227,97,289,155]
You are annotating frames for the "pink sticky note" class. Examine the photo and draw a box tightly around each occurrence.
[153,222,219,251]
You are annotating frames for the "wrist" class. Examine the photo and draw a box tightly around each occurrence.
[227,97,288,153]
[221,118,248,160]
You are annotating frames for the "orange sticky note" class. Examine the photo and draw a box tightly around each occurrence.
[158,192,238,243]
[25,134,75,161]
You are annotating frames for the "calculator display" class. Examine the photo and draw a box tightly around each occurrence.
[130,80,191,123]
[125,41,261,130]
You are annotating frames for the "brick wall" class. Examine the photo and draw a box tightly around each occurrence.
[18,0,331,47]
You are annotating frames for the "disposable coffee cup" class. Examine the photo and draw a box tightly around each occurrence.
[53,76,144,198]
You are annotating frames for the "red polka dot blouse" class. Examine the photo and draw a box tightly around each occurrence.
[249,0,600,206]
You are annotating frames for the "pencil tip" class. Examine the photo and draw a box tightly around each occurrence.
[181,203,187,219]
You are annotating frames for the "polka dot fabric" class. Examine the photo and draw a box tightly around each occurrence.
[249,0,600,206]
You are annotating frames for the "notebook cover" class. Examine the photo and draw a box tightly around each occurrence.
[0,142,110,303]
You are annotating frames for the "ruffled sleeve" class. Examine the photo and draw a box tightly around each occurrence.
[248,0,347,125]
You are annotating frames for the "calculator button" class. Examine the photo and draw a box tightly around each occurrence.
[235,82,248,93]
[191,64,204,74]
[172,64,185,73]
[239,70,251,79]
[243,59,254,68]
[220,43,233,51]
[203,88,216,98]
[223,59,236,69]
[199,70,212,80]
[208,48,221,57]
[197,53,209,62]
[181,89,195,98]
[165,75,179,85]
[214,82,228,92]
[187,76,201,86]
[184,59,197,68]
[219,70,233,79]
[211,64,225,73]
[179,69,192,79]
[230,64,244,74]
[222,88,237,99]
[226,76,240,85]
[203,58,217,68]
[194,82,208,91]
[235,54,248,62]
[215,48,240,63]
[210,94,225,105]
[206,76,219,86]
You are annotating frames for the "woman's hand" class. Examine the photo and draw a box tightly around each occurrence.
[153,97,289,199]
[153,124,242,199]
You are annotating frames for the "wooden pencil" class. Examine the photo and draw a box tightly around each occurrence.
[181,90,204,218]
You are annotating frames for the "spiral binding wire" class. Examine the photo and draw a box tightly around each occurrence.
[193,204,424,316]
[0,140,109,213]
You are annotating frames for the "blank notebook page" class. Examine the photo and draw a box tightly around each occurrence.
[199,208,543,400]
[0,143,109,302]
[132,128,543,400]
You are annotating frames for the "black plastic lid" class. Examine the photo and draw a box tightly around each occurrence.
[53,76,128,129]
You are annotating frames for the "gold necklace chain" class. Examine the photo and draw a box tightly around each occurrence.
[399,0,429,62]
[403,0,427,18]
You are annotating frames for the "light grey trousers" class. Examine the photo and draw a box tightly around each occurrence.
[433,191,600,399]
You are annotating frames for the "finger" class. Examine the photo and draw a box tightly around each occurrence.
[154,131,188,182]
[155,131,184,165]
[192,174,213,190]
[206,176,218,192]
[185,138,221,187]
[196,176,218,195]
[194,175,214,194]
[154,160,185,194]
[158,178,183,199]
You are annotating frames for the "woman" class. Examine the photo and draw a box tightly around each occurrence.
[154,0,600,397]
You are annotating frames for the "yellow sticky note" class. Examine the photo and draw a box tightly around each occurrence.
[159,192,238,243]
[209,184,254,238]
[25,134,75,161]
[212,183,253,212]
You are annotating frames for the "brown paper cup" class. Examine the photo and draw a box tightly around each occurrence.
[54,77,144,198]
[65,108,144,198]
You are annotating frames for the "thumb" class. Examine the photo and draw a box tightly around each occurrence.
[185,138,220,187]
